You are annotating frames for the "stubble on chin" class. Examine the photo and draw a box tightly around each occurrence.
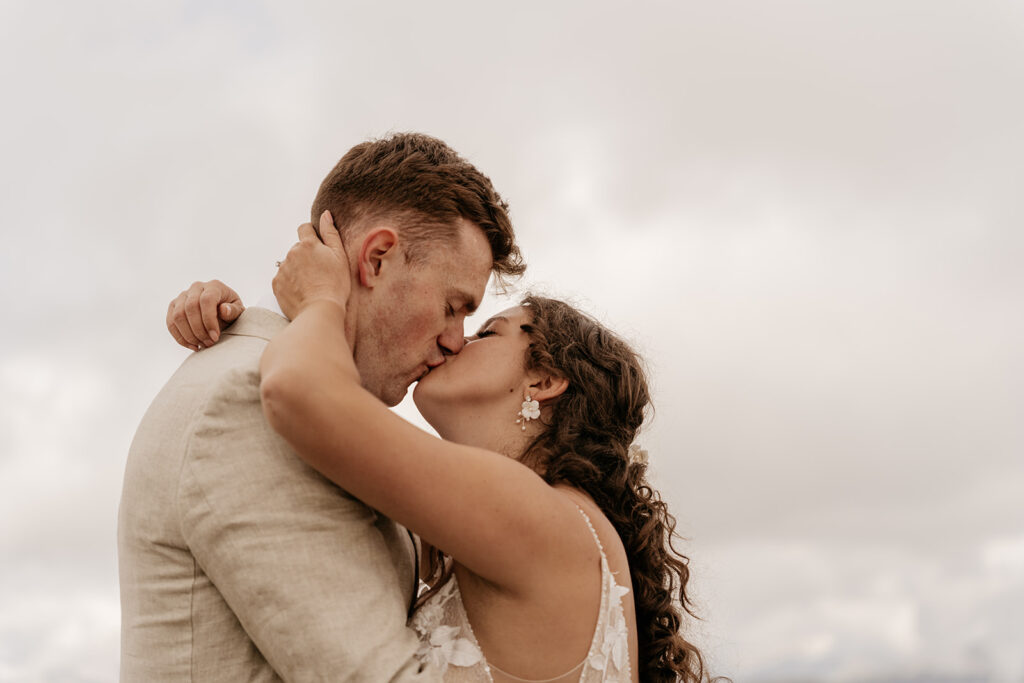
[379,377,411,408]
[378,373,418,409]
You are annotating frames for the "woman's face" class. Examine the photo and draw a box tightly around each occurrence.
[412,306,534,430]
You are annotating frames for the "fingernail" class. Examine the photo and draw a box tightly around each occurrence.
[222,304,232,317]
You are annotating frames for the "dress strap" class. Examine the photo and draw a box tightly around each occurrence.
[574,504,607,557]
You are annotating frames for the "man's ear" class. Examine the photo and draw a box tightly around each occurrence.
[529,374,569,403]
[356,227,400,288]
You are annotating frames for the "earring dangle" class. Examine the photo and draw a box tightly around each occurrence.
[515,393,541,430]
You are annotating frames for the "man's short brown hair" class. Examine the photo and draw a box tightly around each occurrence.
[312,132,524,282]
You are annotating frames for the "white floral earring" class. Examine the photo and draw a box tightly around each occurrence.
[515,392,541,430]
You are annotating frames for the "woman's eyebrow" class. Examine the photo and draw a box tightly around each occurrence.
[477,315,509,331]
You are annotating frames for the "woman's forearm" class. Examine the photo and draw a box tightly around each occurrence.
[260,300,359,445]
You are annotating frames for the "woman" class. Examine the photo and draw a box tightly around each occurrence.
[168,222,713,682]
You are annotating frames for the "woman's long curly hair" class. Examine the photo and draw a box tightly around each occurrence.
[420,295,716,682]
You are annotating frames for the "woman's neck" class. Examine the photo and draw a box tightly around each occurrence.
[433,410,538,462]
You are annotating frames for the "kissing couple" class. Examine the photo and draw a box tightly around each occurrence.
[119,133,713,682]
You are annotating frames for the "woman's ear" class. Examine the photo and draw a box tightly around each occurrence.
[356,227,400,288]
[529,374,569,403]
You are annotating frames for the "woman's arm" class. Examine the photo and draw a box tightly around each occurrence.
[261,302,589,596]
[261,219,593,597]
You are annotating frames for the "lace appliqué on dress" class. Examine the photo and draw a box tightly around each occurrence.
[410,579,487,678]
[409,506,632,682]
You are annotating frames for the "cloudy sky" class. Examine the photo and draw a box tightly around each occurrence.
[1,1,1022,680]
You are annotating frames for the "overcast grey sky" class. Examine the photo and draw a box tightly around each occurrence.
[1,1,1022,681]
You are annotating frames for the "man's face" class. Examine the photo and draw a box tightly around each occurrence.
[353,218,493,406]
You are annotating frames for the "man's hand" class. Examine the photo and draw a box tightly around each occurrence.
[272,211,351,320]
[167,280,244,351]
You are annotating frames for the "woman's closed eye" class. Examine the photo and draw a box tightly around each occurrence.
[474,329,497,339]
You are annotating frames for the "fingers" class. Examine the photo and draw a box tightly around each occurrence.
[280,239,304,272]
[273,213,350,320]
[167,298,196,351]
[297,222,318,243]
[198,287,223,343]
[184,287,213,348]
[166,279,244,352]
[167,287,202,351]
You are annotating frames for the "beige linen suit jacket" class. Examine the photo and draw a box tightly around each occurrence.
[118,307,437,682]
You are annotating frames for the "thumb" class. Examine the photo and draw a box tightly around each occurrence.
[219,302,242,322]
[318,210,343,251]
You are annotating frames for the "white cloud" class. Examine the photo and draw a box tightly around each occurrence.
[0,586,119,683]
[693,537,1024,681]
[982,534,1024,574]
[2,0,1022,680]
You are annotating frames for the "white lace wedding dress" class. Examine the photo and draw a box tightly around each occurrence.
[409,506,632,682]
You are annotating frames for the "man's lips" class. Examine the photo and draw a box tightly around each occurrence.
[416,359,448,383]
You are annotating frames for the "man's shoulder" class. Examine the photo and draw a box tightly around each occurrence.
[152,338,260,416]
[129,324,271,462]
[154,305,278,383]
[166,306,288,394]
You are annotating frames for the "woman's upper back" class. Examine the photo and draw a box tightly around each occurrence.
[411,490,639,682]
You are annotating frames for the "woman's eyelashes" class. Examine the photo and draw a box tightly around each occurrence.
[474,329,497,339]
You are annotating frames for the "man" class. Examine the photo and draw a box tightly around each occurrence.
[118,133,524,681]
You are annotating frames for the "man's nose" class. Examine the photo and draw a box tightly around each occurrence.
[438,324,466,356]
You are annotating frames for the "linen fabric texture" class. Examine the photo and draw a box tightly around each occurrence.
[118,307,438,682]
